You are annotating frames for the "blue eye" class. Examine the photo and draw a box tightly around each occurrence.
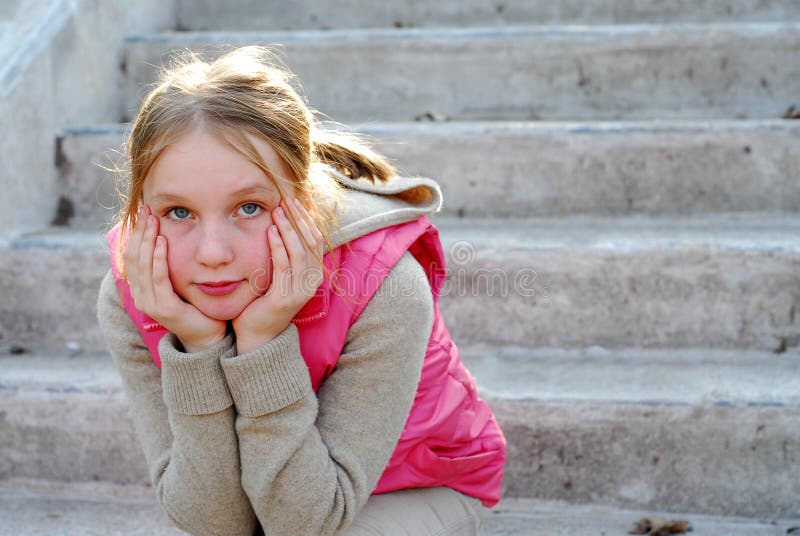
[169,207,191,220]
[239,203,261,216]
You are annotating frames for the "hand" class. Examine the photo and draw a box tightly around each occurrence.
[232,198,324,354]
[123,205,227,353]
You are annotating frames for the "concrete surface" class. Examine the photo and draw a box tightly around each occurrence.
[365,120,800,217]
[123,23,800,122]
[460,345,800,406]
[3,1,800,531]
[1,348,798,517]
[0,230,109,349]
[56,120,800,228]
[2,215,799,351]
[494,399,800,518]
[433,214,800,351]
[480,498,800,536]
[0,479,182,536]
[0,43,59,237]
[175,0,800,30]
[1,479,797,535]
[0,1,22,20]
[56,125,127,231]
[0,0,176,238]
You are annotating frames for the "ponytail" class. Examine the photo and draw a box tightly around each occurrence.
[312,129,395,184]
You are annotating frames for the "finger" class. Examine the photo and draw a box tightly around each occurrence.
[294,197,324,242]
[288,199,324,294]
[125,205,150,304]
[286,200,316,265]
[289,197,321,257]
[151,235,176,307]
[274,203,306,267]
[136,212,158,306]
[268,225,290,291]
[123,205,146,273]
[279,201,315,294]
[295,198,325,264]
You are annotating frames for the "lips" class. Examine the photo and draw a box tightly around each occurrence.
[196,280,243,297]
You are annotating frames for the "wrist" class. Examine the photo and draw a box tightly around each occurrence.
[180,331,227,354]
[232,317,287,354]
[235,331,278,355]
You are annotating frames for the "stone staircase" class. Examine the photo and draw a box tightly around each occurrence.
[2,1,800,534]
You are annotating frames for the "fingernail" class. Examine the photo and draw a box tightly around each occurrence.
[275,207,284,219]
[146,215,153,229]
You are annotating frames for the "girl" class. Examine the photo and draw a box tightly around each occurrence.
[97,46,505,535]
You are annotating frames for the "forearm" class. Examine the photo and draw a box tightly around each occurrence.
[221,326,356,535]
[156,333,257,536]
[221,252,433,535]
[97,271,256,536]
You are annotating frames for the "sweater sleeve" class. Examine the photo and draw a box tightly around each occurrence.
[220,251,434,535]
[96,270,257,536]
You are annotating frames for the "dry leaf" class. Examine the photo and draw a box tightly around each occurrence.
[630,517,692,535]
[783,105,800,119]
[629,517,654,534]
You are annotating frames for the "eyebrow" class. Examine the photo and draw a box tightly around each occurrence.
[149,185,281,205]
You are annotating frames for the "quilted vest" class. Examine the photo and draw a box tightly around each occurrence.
[107,216,506,506]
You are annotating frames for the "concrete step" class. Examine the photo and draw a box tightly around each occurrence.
[2,215,799,352]
[1,481,797,536]
[123,23,800,122]
[0,229,109,351]
[0,0,177,239]
[175,0,800,31]
[481,498,800,536]
[463,347,800,517]
[1,347,798,517]
[56,120,800,228]
[0,479,182,536]
[434,214,800,352]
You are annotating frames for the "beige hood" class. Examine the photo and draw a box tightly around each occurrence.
[311,164,443,251]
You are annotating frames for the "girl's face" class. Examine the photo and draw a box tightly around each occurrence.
[143,127,297,321]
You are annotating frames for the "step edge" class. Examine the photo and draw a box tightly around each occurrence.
[123,21,800,44]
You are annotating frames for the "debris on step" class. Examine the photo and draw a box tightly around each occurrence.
[51,195,75,226]
[66,340,83,357]
[629,517,693,535]
[414,111,450,122]
[783,105,800,119]
[8,344,28,355]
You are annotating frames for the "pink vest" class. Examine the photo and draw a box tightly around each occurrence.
[107,216,506,506]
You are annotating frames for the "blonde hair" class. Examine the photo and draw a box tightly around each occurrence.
[115,45,395,267]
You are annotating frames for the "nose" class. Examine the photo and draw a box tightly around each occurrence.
[195,220,234,267]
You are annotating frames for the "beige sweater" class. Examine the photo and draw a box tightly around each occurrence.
[97,171,444,535]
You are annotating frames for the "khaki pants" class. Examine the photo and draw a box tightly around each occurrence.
[342,487,485,535]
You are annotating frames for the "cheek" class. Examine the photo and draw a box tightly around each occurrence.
[161,231,193,283]
[240,227,272,292]
[244,231,271,271]
[242,218,272,259]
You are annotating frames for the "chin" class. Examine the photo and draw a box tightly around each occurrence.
[190,293,256,322]
[203,309,241,322]
[199,302,249,321]
[179,284,260,322]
